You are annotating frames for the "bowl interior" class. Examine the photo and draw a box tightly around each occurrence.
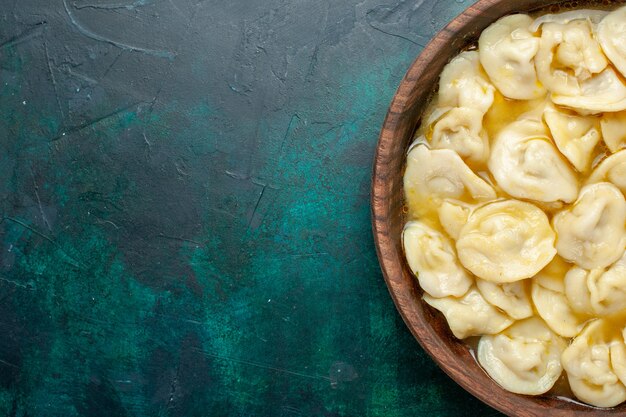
[371,0,626,415]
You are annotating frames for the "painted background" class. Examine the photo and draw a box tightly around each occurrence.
[0,0,502,415]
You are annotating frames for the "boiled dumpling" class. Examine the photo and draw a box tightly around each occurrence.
[534,17,608,96]
[430,107,489,164]
[530,9,608,31]
[544,107,600,172]
[438,51,496,115]
[562,320,626,407]
[532,14,626,113]
[478,14,545,100]
[476,279,533,320]
[402,221,472,298]
[423,287,513,339]
[588,150,626,194]
[532,257,589,338]
[565,251,626,316]
[597,5,626,77]
[552,68,626,114]
[437,199,472,241]
[404,145,496,216]
[477,317,565,395]
[610,326,626,391]
[553,182,626,270]
[456,199,556,283]
[601,111,626,153]
[488,118,578,203]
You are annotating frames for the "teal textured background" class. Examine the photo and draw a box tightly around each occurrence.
[0,0,502,415]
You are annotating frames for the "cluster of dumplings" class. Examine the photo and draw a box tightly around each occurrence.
[402,6,626,408]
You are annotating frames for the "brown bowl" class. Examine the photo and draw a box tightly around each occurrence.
[371,0,626,416]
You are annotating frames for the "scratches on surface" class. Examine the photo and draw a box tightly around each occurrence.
[63,65,99,85]
[102,49,123,78]
[43,37,66,123]
[0,275,36,291]
[191,348,331,382]
[365,0,429,46]
[224,170,249,181]
[247,183,266,231]
[140,86,163,158]
[364,16,421,46]
[62,0,176,59]
[0,359,19,369]
[157,233,201,246]
[1,217,85,269]
[0,21,46,50]
[72,0,149,10]
[280,113,301,156]
[29,165,52,232]
[49,101,144,144]
[91,214,120,230]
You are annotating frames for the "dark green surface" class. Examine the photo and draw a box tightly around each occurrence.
[0,0,502,415]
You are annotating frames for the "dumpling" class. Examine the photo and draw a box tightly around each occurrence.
[562,320,626,407]
[553,182,626,270]
[601,111,626,153]
[544,107,600,172]
[597,5,626,77]
[404,145,496,216]
[565,251,626,316]
[456,199,556,283]
[530,9,609,31]
[588,150,626,194]
[478,14,545,100]
[438,51,496,115]
[488,119,579,203]
[552,68,626,114]
[532,257,589,338]
[423,287,513,339]
[430,107,489,164]
[534,18,608,96]
[477,317,566,395]
[476,279,533,320]
[610,326,626,391]
[437,199,472,240]
[402,221,472,298]
[532,14,626,113]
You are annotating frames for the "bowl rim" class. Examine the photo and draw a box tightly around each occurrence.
[370,0,626,415]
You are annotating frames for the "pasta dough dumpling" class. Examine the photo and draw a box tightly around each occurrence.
[562,320,626,407]
[609,326,626,391]
[544,107,600,172]
[438,51,496,115]
[402,221,472,298]
[588,150,626,194]
[553,182,626,270]
[476,279,533,320]
[437,199,472,241]
[478,14,545,100]
[423,287,513,339]
[532,13,626,113]
[534,16,608,96]
[430,108,490,164]
[530,9,608,31]
[488,118,579,203]
[404,145,496,216]
[565,251,626,316]
[552,68,626,114]
[601,111,626,153]
[532,257,589,338]
[456,199,556,283]
[597,5,626,78]
[477,317,566,395]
